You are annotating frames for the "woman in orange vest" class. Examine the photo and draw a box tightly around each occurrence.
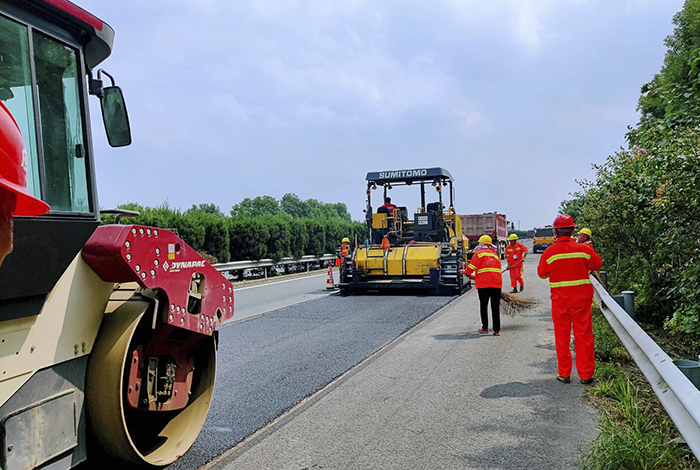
[462,235,502,336]
[0,102,50,266]
[505,233,528,293]
[537,214,602,384]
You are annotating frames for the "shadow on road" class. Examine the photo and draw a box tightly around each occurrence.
[432,332,489,341]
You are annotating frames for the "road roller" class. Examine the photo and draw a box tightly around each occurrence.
[0,1,234,468]
[338,167,470,295]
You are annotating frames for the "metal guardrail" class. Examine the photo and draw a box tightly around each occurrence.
[591,276,700,456]
[213,254,336,274]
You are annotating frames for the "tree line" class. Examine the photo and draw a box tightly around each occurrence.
[560,0,700,340]
[102,194,366,263]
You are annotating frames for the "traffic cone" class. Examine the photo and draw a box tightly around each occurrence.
[325,261,336,290]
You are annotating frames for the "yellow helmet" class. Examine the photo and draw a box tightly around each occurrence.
[478,235,493,245]
[342,237,350,243]
[508,233,518,241]
[578,228,592,238]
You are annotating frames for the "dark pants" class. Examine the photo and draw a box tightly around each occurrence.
[478,288,501,331]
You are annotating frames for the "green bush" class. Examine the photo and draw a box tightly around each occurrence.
[101,196,366,263]
[584,374,693,470]
[561,0,700,344]
[592,307,625,363]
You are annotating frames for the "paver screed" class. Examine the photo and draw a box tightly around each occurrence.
[214,253,599,470]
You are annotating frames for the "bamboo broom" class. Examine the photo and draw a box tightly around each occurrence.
[500,292,536,317]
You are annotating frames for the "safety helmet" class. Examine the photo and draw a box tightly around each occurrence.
[342,237,350,243]
[478,235,492,245]
[508,233,518,241]
[553,214,575,229]
[0,102,49,216]
[578,228,592,238]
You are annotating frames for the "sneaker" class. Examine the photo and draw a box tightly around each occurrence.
[510,288,518,293]
[520,285,524,292]
[556,376,571,384]
[493,331,500,336]
[580,378,594,385]
[478,328,489,334]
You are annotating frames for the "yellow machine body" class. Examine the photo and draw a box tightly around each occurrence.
[341,167,469,294]
[354,243,441,277]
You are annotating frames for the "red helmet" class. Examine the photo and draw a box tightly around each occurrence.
[0,101,50,216]
[553,214,575,229]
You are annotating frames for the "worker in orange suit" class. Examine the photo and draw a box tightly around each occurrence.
[461,235,502,336]
[0,101,50,267]
[537,214,602,385]
[505,233,528,293]
[577,227,593,247]
[336,237,351,267]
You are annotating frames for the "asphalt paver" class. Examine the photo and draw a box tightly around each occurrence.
[168,293,455,469]
[212,253,598,470]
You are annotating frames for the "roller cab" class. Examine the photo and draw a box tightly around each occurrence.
[0,2,234,468]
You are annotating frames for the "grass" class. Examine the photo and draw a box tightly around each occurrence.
[580,303,699,470]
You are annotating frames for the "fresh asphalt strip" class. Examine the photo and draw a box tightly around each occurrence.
[166,293,456,470]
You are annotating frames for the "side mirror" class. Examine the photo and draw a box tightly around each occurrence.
[100,86,132,147]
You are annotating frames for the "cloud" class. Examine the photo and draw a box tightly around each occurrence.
[79,0,683,230]
[297,102,336,120]
[512,1,549,55]
[452,108,488,130]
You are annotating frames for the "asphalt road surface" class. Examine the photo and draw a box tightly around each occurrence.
[167,292,455,469]
[210,248,598,470]
[229,271,335,323]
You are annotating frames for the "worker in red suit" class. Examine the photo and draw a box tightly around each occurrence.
[537,214,602,384]
[505,233,528,293]
[462,235,502,336]
[0,101,50,267]
[381,197,398,213]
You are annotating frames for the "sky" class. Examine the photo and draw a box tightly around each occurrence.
[80,0,684,230]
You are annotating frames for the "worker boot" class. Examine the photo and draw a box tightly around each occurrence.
[510,287,517,293]
[520,285,524,292]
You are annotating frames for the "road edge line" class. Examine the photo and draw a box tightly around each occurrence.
[200,289,472,470]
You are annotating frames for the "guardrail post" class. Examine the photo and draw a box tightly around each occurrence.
[612,295,624,308]
[306,262,310,272]
[621,290,636,320]
[264,267,268,279]
[598,270,608,287]
[673,360,700,390]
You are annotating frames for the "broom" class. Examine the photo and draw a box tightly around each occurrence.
[500,292,536,317]
[499,260,535,316]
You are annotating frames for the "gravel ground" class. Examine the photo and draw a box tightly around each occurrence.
[167,293,455,469]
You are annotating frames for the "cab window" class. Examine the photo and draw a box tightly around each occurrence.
[0,14,90,214]
[0,15,41,198]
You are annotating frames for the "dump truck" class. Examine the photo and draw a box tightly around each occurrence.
[461,212,508,259]
[338,167,469,294]
[533,225,555,253]
[0,1,234,468]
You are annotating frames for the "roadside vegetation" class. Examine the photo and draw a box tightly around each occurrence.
[101,193,365,263]
[581,305,698,470]
[561,0,700,344]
